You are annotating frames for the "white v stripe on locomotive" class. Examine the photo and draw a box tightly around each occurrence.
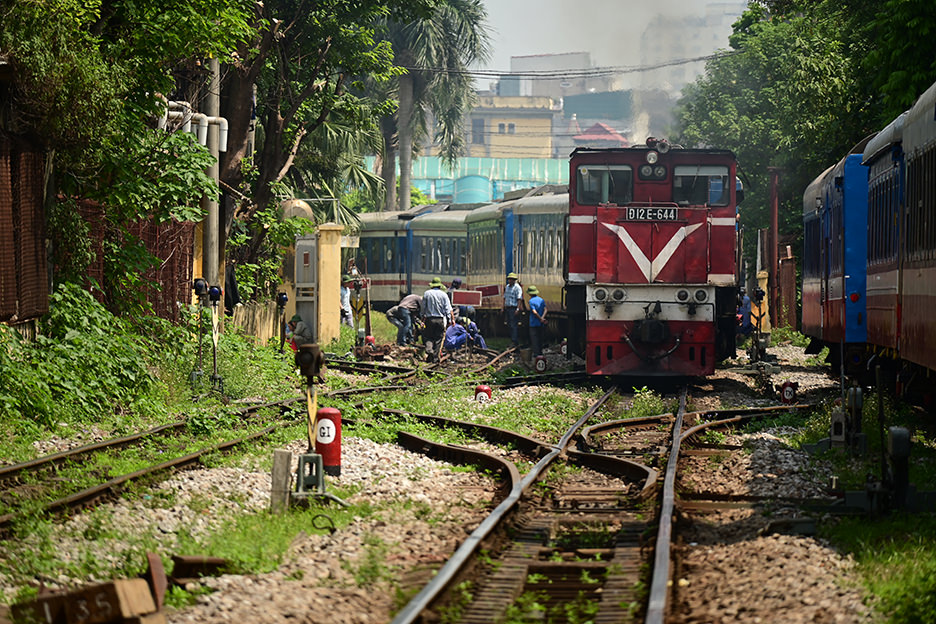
[602,221,703,282]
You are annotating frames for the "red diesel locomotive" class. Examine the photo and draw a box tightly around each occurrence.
[564,140,742,376]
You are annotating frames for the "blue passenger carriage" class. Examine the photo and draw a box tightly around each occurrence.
[357,210,411,309]
[406,207,473,296]
[801,140,870,374]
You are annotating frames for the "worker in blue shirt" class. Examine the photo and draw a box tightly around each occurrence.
[527,285,546,357]
[422,277,454,362]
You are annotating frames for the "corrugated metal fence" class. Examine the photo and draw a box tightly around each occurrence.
[75,200,195,323]
[0,137,48,323]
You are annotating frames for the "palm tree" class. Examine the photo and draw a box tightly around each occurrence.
[378,0,491,212]
[285,109,386,230]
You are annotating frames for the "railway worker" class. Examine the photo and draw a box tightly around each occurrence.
[289,314,314,350]
[340,275,354,327]
[442,319,470,362]
[503,272,524,347]
[738,289,753,338]
[386,294,422,346]
[461,314,487,350]
[527,285,547,357]
[422,277,454,363]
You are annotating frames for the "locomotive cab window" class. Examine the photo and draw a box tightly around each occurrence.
[673,165,730,206]
[576,165,633,205]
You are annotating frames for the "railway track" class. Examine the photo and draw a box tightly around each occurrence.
[385,390,833,623]
[0,344,562,535]
[0,399,304,534]
[385,386,672,623]
[2,350,852,623]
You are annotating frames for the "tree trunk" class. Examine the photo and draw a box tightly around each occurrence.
[220,67,257,240]
[397,72,414,212]
[380,115,397,212]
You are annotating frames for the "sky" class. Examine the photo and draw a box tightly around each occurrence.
[477,0,741,82]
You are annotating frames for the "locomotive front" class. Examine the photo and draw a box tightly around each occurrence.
[565,140,740,376]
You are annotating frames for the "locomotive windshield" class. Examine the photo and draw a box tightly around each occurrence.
[576,165,633,205]
[672,165,730,206]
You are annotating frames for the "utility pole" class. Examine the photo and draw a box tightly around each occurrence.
[202,57,221,287]
[768,167,780,329]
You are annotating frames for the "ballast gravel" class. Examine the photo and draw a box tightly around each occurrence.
[0,344,881,623]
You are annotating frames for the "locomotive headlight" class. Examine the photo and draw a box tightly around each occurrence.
[595,289,608,301]
[646,151,659,164]
[694,289,708,302]
[676,289,689,302]
[640,164,653,177]
[612,288,626,301]
[654,165,666,178]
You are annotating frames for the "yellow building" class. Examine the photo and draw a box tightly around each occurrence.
[464,96,557,159]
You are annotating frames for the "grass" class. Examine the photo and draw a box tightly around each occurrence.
[743,394,936,623]
[822,514,936,624]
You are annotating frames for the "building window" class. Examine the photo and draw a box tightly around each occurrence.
[508,123,515,134]
[498,123,505,134]
[472,118,485,144]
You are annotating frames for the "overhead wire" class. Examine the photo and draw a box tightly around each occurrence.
[400,51,738,79]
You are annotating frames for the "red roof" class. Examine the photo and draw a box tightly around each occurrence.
[573,122,628,146]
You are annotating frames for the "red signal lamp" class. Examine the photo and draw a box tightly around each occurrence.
[849,292,860,303]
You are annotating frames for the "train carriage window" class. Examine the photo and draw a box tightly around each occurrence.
[481,232,491,269]
[460,240,467,275]
[420,239,427,272]
[525,229,532,273]
[576,165,633,205]
[539,228,546,269]
[673,165,730,206]
[360,238,370,271]
[553,228,560,268]
[435,239,443,272]
[928,149,936,259]
[545,228,551,269]
[480,231,487,271]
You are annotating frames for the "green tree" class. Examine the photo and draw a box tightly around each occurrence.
[865,0,936,122]
[376,0,491,212]
[0,0,254,314]
[217,0,436,268]
[674,0,883,244]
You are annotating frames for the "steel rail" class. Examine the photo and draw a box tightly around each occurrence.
[390,386,618,624]
[0,422,184,481]
[645,387,687,624]
[0,422,293,532]
[644,388,686,624]
[0,397,303,484]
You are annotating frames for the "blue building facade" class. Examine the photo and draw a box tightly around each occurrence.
[366,156,570,204]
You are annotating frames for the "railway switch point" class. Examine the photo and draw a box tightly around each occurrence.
[296,453,326,495]
[291,452,348,508]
